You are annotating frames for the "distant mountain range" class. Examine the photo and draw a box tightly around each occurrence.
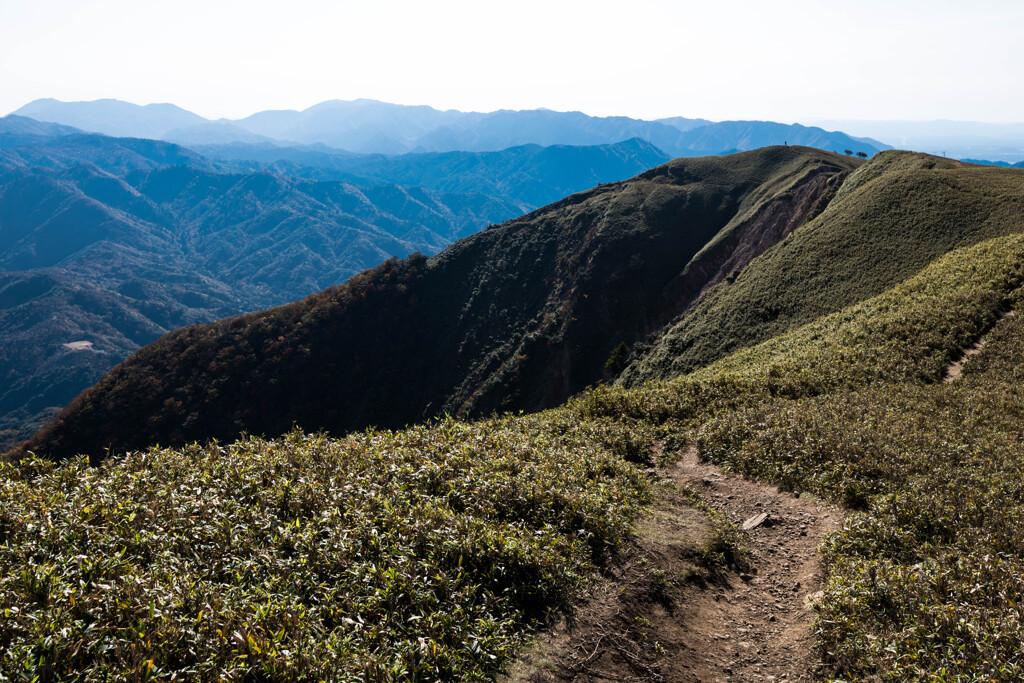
[962,158,1024,169]
[13,98,887,157]
[808,119,1024,163]
[13,99,208,140]
[192,137,672,210]
[0,115,669,447]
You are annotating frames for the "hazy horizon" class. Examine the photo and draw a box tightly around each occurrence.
[6,96,1024,128]
[2,0,1022,124]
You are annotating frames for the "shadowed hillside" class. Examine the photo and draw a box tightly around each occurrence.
[0,122,689,449]
[18,146,857,461]
[0,156,519,449]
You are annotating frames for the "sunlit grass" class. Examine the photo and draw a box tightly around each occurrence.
[0,415,652,680]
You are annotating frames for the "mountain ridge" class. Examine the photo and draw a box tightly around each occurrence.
[12,98,888,158]
[0,124,676,448]
[15,146,859,461]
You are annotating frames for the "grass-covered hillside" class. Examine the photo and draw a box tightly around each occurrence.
[16,146,855,462]
[3,151,1024,680]
[593,231,1024,680]
[3,218,1024,680]
[622,151,1024,385]
[0,406,664,680]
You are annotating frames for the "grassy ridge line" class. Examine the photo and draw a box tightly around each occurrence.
[690,234,1024,679]
[622,151,1024,385]
[690,232,1024,389]
[570,232,1024,434]
[568,233,1024,679]
[0,413,655,681]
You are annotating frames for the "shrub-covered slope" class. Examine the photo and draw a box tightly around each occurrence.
[621,151,1024,385]
[578,232,1024,679]
[696,236,1024,679]
[0,413,652,680]
[17,146,857,461]
[3,223,1024,681]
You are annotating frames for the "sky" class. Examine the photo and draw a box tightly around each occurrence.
[1,0,1022,123]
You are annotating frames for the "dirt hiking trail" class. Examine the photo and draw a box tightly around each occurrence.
[945,309,1016,382]
[666,447,841,682]
[505,446,842,682]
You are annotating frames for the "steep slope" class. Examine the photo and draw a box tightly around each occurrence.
[18,146,857,461]
[622,151,1024,385]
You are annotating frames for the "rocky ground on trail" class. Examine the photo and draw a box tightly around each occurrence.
[504,446,842,682]
[668,447,841,682]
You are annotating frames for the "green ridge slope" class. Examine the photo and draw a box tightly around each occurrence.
[621,151,1024,384]
[3,226,1023,682]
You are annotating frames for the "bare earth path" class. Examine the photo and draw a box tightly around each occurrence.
[666,447,841,682]
[506,446,842,682]
[945,309,1016,382]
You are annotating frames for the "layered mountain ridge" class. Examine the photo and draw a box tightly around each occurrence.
[17,148,1024,464]
[13,98,887,157]
[18,146,861,461]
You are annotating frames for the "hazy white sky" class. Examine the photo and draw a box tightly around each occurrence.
[1,0,1022,122]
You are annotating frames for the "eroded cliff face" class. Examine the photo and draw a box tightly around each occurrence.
[621,150,1024,388]
[651,166,849,331]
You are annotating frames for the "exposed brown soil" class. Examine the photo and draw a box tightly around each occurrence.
[944,310,1017,382]
[654,165,851,332]
[664,448,841,682]
[504,446,841,682]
